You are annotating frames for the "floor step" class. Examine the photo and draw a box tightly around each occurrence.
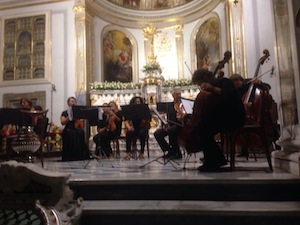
[81,200,300,225]
[71,178,300,201]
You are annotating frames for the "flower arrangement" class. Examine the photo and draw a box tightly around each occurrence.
[90,78,193,90]
[142,62,162,74]
[163,78,192,88]
[90,81,142,90]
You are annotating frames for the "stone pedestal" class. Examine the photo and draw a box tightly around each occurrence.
[272,125,300,176]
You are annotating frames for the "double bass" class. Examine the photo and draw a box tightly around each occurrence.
[237,49,279,149]
[178,51,232,153]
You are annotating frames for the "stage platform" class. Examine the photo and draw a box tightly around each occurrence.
[39,150,300,225]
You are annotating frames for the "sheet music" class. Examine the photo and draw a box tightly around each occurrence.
[67,106,73,121]
[181,98,194,114]
[98,108,103,120]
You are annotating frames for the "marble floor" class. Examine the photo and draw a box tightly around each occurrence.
[40,150,300,182]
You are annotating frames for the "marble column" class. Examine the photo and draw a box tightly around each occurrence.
[271,0,300,176]
[73,0,95,105]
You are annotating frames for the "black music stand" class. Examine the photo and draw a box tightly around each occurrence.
[72,106,114,168]
[121,103,151,121]
[0,108,22,126]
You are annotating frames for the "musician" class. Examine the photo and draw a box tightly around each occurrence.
[60,97,89,161]
[1,98,33,149]
[93,101,122,158]
[230,73,280,155]
[124,96,150,160]
[154,88,182,159]
[190,69,246,172]
[230,74,271,99]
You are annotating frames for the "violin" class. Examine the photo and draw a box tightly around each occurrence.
[74,119,84,129]
[106,114,117,132]
[140,119,151,130]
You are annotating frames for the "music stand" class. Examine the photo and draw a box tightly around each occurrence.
[72,105,114,168]
[121,103,151,121]
[0,108,22,126]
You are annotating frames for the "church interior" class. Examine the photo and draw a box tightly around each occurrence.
[1,0,300,224]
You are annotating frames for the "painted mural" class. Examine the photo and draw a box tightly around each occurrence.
[103,30,133,82]
[195,17,220,71]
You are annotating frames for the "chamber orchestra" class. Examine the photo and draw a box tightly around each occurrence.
[0,50,280,172]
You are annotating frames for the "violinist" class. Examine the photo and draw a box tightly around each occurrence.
[188,69,245,172]
[154,88,182,159]
[60,97,89,161]
[124,96,150,160]
[93,101,122,158]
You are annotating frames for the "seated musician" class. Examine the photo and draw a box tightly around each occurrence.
[154,88,182,159]
[124,96,150,160]
[230,74,270,98]
[93,101,122,158]
[230,73,280,155]
[189,69,246,172]
[0,98,32,152]
[60,97,89,161]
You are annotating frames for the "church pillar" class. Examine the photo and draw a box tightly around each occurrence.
[225,0,247,77]
[271,0,300,176]
[175,25,185,79]
[73,0,94,105]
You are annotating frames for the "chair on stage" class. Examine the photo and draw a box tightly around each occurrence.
[221,90,273,171]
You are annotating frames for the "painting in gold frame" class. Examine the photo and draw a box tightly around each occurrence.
[103,30,133,82]
[196,17,220,71]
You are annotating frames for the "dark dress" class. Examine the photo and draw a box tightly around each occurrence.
[61,110,89,161]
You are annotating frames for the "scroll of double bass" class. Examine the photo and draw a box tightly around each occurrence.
[178,51,232,153]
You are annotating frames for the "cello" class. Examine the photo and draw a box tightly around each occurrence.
[178,51,232,153]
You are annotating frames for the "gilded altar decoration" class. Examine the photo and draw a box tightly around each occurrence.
[2,14,47,81]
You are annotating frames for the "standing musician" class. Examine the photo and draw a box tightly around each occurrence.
[60,97,89,161]
[186,69,246,172]
[124,96,150,160]
[93,101,122,158]
[154,88,182,159]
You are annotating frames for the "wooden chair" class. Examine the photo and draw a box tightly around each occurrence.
[222,90,273,171]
